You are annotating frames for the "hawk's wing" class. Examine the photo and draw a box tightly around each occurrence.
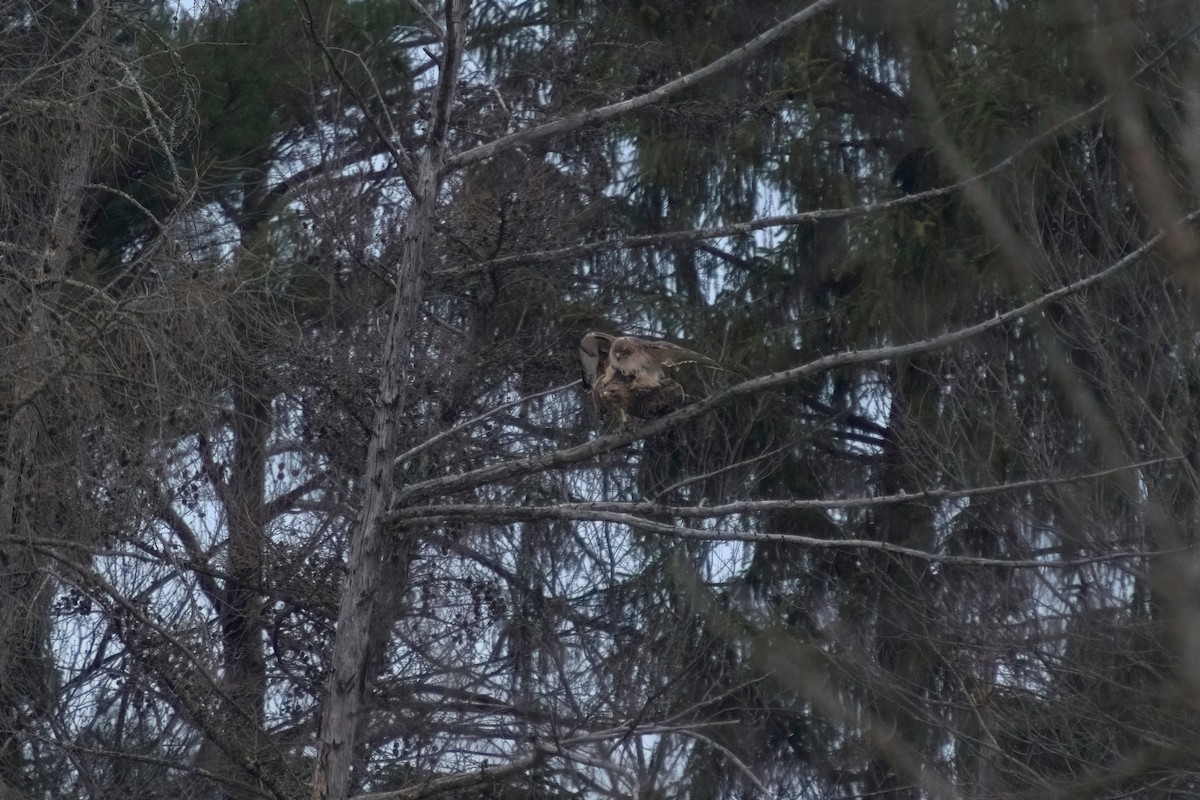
[612,336,727,373]
[579,332,615,389]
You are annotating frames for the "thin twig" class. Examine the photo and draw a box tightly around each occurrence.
[295,0,418,194]
[404,0,445,38]
[673,729,772,797]
[394,379,582,467]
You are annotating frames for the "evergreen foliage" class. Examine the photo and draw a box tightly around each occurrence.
[3,1,1200,798]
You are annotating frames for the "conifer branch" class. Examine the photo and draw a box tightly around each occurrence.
[441,0,846,173]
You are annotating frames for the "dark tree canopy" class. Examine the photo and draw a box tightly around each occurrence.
[3,1,1200,799]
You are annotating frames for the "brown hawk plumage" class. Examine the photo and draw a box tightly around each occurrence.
[579,332,725,421]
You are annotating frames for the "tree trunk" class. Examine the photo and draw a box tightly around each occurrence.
[312,146,447,799]
[0,8,104,795]
[864,356,941,800]
[215,379,272,798]
[189,160,289,799]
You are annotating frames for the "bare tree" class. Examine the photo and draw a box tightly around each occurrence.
[13,1,1200,799]
[1,6,114,794]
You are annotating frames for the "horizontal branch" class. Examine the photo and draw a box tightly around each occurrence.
[392,456,1181,519]
[354,752,544,800]
[396,209,1195,505]
[398,505,1166,570]
[352,722,746,800]
[438,196,947,277]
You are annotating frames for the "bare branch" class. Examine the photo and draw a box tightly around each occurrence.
[439,14,1200,278]
[353,751,545,800]
[672,729,772,797]
[442,0,846,173]
[31,545,296,800]
[398,215,1195,504]
[404,0,445,39]
[398,506,1165,570]
[394,379,582,467]
[296,0,419,195]
[396,456,1182,519]
[427,0,466,151]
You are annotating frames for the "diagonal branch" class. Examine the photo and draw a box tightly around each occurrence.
[394,379,581,467]
[296,0,419,195]
[441,0,846,173]
[397,209,1196,505]
[32,544,295,800]
[438,14,1200,278]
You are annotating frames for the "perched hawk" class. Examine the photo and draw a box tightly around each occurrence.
[579,332,725,421]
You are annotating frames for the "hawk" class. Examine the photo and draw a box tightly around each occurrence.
[579,332,725,421]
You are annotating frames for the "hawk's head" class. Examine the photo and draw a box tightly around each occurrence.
[610,338,635,361]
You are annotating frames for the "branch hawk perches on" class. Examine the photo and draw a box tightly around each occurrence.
[579,332,726,421]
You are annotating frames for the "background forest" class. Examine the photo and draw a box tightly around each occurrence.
[4,0,1200,798]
